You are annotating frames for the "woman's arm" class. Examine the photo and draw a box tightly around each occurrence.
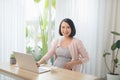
[36,58,46,67]
[64,60,82,70]
[36,38,59,67]
[77,39,89,63]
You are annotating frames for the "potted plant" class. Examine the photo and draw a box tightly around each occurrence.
[10,53,16,64]
[103,31,120,80]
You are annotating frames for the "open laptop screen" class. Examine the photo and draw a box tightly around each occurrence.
[13,51,50,74]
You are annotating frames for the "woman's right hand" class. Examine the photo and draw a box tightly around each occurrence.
[36,58,46,67]
[36,62,40,67]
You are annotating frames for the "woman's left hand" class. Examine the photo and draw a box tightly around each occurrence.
[64,61,74,70]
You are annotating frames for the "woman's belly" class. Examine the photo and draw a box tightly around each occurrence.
[54,57,71,68]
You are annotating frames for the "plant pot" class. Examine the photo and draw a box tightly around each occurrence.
[10,58,16,64]
[107,73,120,80]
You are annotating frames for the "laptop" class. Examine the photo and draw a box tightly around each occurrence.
[13,51,51,74]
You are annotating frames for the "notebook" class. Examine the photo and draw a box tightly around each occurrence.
[13,51,51,74]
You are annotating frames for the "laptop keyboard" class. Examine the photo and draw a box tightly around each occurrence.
[38,67,50,73]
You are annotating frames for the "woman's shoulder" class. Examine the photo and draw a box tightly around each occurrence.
[73,37,82,43]
[72,38,84,47]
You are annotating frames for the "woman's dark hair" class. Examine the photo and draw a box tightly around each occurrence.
[59,18,76,37]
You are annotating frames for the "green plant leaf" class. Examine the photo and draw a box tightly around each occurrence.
[111,31,120,36]
[10,53,15,59]
[26,27,29,37]
[111,43,117,51]
[114,58,118,64]
[45,0,49,9]
[103,52,110,57]
[116,40,120,48]
[42,11,47,29]
[26,46,33,53]
[34,0,41,3]
[52,0,56,8]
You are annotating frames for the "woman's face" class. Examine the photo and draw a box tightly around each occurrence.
[61,21,71,37]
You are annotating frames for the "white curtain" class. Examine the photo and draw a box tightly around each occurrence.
[55,0,120,77]
[0,0,26,63]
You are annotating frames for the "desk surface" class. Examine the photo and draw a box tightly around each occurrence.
[0,63,99,80]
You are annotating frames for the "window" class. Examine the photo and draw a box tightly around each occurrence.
[25,0,56,61]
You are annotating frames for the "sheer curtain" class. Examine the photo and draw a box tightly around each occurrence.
[95,0,120,77]
[0,0,26,63]
[55,0,120,77]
